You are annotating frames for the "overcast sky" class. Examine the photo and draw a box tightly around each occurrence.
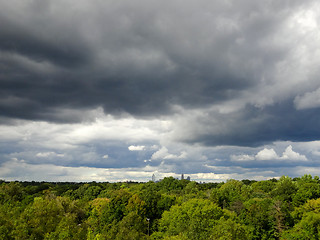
[1,0,320,182]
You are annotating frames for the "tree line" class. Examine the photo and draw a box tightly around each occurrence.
[1,175,320,239]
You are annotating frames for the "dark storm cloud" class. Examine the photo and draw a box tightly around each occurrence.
[1,0,320,147]
[174,100,320,147]
[0,18,88,68]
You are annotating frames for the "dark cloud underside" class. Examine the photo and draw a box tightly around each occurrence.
[1,0,320,147]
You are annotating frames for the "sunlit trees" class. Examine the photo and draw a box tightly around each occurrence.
[282,198,320,239]
[292,175,320,206]
[157,198,223,239]
[1,175,320,239]
[156,198,249,240]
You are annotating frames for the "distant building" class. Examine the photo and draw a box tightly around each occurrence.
[186,176,190,181]
[152,174,156,182]
[181,174,184,180]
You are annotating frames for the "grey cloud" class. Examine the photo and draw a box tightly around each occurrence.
[0,14,90,68]
[1,0,320,148]
[172,100,320,147]
[294,88,320,110]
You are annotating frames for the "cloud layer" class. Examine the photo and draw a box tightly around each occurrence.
[1,0,320,181]
[232,145,307,162]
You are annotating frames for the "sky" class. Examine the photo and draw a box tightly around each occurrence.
[1,0,320,182]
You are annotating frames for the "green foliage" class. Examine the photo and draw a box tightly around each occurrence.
[11,195,86,239]
[0,181,24,203]
[184,181,199,194]
[281,212,320,240]
[100,189,132,225]
[140,183,162,221]
[251,180,276,197]
[65,183,103,201]
[282,198,320,239]
[0,202,21,240]
[292,175,320,206]
[240,198,275,239]
[1,175,320,239]
[210,179,247,209]
[210,217,249,240]
[271,176,297,202]
[156,177,184,194]
[158,198,224,239]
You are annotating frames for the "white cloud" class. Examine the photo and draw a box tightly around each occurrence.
[0,114,170,150]
[36,152,53,158]
[151,146,187,160]
[36,152,64,158]
[230,154,255,161]
[0,158,258,182]
[294,166,320,176]
[102,154,109,159]
[128,145,145,151]
[150,145,159,150]
[231,145,308,162]
[256,148,279,161]
[190,171,278,182]
[0,158,178,182]
[280,145,307,161]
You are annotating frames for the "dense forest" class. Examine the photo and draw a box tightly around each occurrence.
[1,175,320,239]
